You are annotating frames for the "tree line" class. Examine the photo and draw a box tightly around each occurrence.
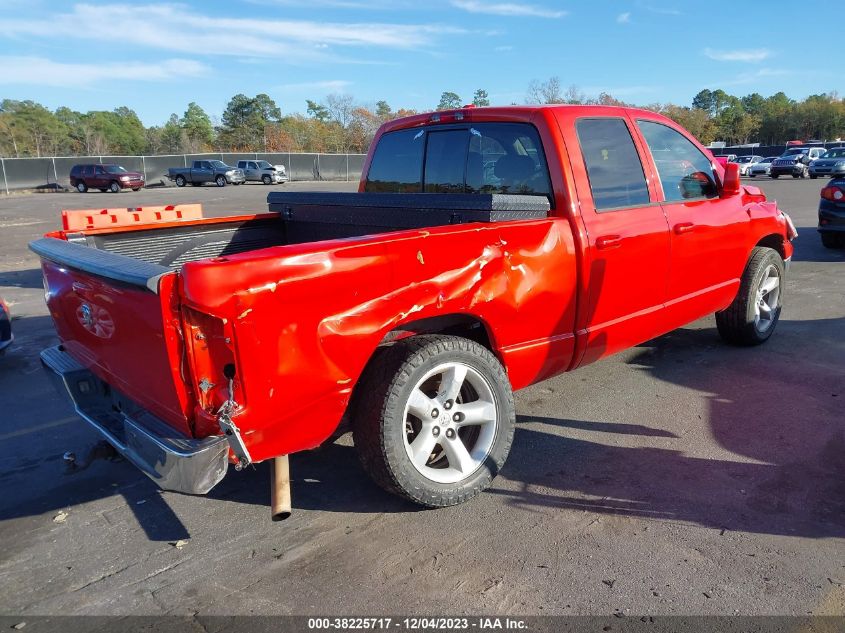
[1,84,842,159]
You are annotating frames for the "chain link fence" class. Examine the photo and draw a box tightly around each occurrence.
[0,152,367,194]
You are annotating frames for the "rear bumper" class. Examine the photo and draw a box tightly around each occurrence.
[818,201,845,233]
[41,345,229,494]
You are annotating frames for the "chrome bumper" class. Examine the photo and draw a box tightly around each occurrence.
[41,346,229,494]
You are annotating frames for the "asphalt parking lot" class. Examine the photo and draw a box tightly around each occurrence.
[0,178,843,617]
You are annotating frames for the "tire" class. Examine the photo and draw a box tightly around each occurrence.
[262,174,272,185]
[821,232,844,249]
[76,181,87,193]
[771,174,779,179]
[131,187,141,192]
[215,175,226,187]
[352,334,515,508]
[109,181,120,193]
[716,247,785,346]
[175,175,186,187]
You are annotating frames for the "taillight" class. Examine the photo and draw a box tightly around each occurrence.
[821,185,845,202]
[182,307,244,414]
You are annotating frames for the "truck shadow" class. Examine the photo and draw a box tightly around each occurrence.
[791,226,845,262]
[0,267,45,290]
[494,319,845,539]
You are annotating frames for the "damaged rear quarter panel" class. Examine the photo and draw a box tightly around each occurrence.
[179,218,577,461]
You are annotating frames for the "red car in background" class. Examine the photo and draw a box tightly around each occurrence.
[69,164,145,193]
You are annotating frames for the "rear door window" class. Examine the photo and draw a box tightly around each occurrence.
[576,118,651,211]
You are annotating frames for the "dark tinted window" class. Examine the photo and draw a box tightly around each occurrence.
[365,128,425,192]
[637,120,718,202]
[424,130,469,193]
[366,123,551,197]
[576,118,650,211]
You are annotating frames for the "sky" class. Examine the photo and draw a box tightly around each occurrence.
[0,0,838,126]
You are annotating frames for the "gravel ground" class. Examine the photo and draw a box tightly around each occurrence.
[0,178,842,617]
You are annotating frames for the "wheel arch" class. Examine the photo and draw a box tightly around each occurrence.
[338,313,503,439]
[754,233,786,259]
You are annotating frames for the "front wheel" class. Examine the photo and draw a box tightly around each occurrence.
[716,247,784,346]
[810,174,818,180]
[215,175,226,187]
[131,187,141,192]
[175,175,186,187]
[262,174,272,185]
[353,335,515,508]
[109,181,120,193]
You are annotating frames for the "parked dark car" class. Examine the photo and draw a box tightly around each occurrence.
[819,177,845,248]
[770,147,826,179]
[69,164,145,193]
[809,147,845,179]
[0,297,12,355]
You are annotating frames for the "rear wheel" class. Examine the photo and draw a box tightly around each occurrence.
[716,247,784,346]
[109,181,120,193]
[353,335,515,508]
[131,187,141,191]
[76,181,87,193]
[216,175,226,187]
[821,232,844,249]
[771,174,779,179]
[175,175,186,187]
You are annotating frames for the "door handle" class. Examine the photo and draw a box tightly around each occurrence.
[596,235,622,250]
[674,222,695,235]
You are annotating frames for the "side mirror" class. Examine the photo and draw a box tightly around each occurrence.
[721,162,741,197]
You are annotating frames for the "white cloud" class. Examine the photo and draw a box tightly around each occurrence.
[0,3,466,63]
[616,12,631,23]
[704,48,772,63]
[451,0,567,18]
[276,80,353,92]
[718,68,791,87]
[637,2,681,15]
[0,56,208,87]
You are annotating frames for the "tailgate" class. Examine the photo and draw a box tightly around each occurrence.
[31,237,196,437]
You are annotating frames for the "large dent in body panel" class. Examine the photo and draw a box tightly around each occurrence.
[180,221,577,460]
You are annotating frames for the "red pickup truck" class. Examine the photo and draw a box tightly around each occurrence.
[32,106,797,517]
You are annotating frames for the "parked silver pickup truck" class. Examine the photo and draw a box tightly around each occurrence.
[237,160,288,185]
[168,160,246,187]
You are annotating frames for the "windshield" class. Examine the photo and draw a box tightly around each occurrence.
[736,156,755,163]
[256,161,273,169]
[104,165,127,174]
[763,157,779,162]
[209,160,228,169]
[824,148,845,159]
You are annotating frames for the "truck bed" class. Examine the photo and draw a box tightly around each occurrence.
[32,193,551,283]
